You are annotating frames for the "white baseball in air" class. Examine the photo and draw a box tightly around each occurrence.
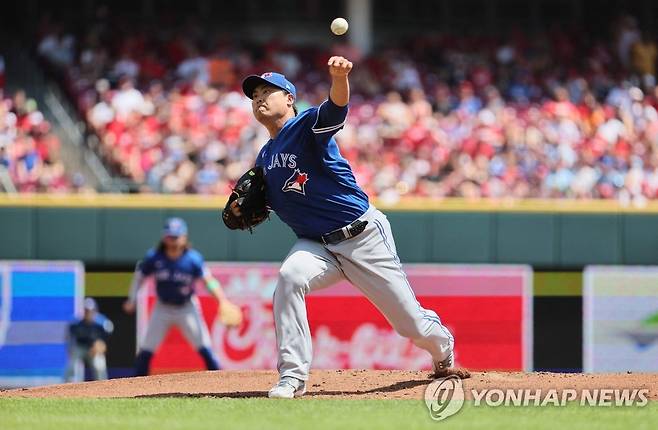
[331,17,349,36]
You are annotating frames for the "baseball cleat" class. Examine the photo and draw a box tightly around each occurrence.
[432,352,471,379]
[268,376,306,399]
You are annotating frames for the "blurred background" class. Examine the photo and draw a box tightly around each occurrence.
[0,0,657,386]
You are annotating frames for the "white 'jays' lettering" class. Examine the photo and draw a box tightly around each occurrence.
[268,153,297,170]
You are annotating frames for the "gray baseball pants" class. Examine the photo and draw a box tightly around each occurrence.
[274,205,454,381]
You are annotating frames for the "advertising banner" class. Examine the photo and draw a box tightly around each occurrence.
[584,266,658,372]
[0,261,84,387]
[138,264,533,373]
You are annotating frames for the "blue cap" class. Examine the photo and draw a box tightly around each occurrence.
[163,217,188,237]
[242,72,296,100]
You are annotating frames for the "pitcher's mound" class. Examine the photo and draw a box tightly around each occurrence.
[1,370,657,400]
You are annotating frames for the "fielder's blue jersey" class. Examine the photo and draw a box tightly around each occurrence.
[138,248,205,305]
[69,314,114,348]
[255,98,369,239]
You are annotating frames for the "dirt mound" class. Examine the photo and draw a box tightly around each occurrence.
[1,370,657,400]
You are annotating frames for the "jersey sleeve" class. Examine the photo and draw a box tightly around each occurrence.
[102,319,114,339]
[138,249,157,276]
[310,98,348,144]
[95,314,114,337]
[190,250,206,279]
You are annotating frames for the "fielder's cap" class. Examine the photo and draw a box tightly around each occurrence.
[83,297,98,311]
[163,217,188,237]
[242,72,296,100]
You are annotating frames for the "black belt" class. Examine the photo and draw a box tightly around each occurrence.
[321,220,368,245]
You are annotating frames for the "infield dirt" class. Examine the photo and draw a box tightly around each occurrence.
[1,370,657,400]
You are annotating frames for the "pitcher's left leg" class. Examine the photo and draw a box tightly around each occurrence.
[328,209,462,375]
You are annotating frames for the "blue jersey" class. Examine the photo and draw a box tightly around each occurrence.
[138,248,205,305]
[69,314,113,348]
[255,98,369,239]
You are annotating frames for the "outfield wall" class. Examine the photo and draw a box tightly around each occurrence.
[0,195,648,376]
[86,270,584,376]
[2,195,658,268]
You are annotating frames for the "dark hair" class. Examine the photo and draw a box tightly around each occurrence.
[157,238,191,253]
[284,89,297,116]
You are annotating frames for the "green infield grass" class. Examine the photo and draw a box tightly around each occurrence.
[0,398,655,430]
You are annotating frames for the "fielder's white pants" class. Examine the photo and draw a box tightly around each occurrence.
[274,205,454,381]
[65,344,107,382]
[140,297,212,352]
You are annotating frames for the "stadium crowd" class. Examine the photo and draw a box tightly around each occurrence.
[36,14,658,203]
[0,88,72,192]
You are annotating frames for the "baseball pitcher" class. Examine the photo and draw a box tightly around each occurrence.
[223,57,469,399]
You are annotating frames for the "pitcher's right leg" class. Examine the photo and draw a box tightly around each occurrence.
[270,239,344,398]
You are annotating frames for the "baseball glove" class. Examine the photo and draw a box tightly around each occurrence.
[222,166,269,232]
[218,299,243,327]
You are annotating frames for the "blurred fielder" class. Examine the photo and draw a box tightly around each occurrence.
[224,56,469,398]
[65,297,113,382]
[123,217,242,376]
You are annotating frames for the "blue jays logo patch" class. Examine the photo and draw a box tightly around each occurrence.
[261,72,273,78]
[282,169,309,195]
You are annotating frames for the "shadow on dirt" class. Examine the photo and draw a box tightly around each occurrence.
[134,378,431,399]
